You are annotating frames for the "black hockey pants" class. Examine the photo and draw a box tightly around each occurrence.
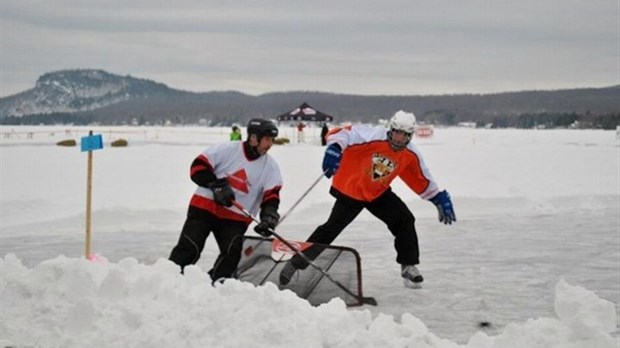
[169,208,248,280]
[304,187,420,266]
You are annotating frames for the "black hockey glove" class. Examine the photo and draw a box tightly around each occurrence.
[207,178,235,207]
[254,206,279,237]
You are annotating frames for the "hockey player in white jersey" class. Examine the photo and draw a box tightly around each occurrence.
[169,118,283,282]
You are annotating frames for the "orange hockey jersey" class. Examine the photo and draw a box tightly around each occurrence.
[327,126,439,202]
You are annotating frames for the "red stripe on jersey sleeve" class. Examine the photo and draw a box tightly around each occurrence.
[262,185,282,202]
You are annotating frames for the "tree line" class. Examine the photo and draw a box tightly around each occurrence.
[2,86,618,129]
[2,110,618,130]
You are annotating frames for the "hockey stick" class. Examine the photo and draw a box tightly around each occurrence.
[277,171,325,226]
[232,201,378,306]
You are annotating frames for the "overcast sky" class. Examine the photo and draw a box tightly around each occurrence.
[1,0,618,97]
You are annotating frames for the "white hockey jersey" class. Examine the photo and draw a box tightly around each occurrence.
[189,141,282,222]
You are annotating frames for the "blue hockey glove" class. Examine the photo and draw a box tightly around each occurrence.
[430,190,456,225]
[322,143,342,178]
[254,206,279,237]
[207,178,235,207]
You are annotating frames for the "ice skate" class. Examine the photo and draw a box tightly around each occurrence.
[401,265,423,289]
[279,262,298,286]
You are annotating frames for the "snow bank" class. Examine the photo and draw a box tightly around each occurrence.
[1,254,617,348]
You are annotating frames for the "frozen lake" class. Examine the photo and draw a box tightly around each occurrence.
[1,125,618,345]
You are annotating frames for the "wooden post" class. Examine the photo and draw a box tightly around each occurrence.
[85,130,93,258]
[81,130,102,259]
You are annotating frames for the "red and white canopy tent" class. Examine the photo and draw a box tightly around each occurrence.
[276,103,335,123]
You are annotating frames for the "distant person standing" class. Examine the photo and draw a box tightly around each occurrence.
[169,118,282,282]
[230,125,242,141]
[320,123,329,146]
[297,122,306,143]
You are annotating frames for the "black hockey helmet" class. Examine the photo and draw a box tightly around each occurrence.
[247,118,278,139]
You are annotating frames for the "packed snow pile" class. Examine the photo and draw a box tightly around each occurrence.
[1,254,617,348]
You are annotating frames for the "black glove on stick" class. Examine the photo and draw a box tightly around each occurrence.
[208,178,235,207]
[254,206,279,237]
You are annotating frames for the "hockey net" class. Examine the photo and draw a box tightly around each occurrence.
[235,236,366,307]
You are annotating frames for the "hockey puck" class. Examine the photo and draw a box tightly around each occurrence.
[477,321,492,328]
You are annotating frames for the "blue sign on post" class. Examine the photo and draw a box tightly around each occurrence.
[81,134,104,152]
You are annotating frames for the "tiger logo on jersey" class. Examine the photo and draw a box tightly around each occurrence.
[371,154,396,181]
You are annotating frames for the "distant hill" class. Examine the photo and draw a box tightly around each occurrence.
[0,69,182,117]
[1,69,618,129]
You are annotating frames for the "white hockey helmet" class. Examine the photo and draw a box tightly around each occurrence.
[388,110,417,134]
[387,110,416,150]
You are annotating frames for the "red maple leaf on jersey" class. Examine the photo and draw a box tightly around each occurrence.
[227,169,250,193]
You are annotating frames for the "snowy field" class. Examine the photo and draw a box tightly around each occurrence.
[1,124,619,347]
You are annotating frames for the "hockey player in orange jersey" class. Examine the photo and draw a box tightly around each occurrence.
[280,110,456,289]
